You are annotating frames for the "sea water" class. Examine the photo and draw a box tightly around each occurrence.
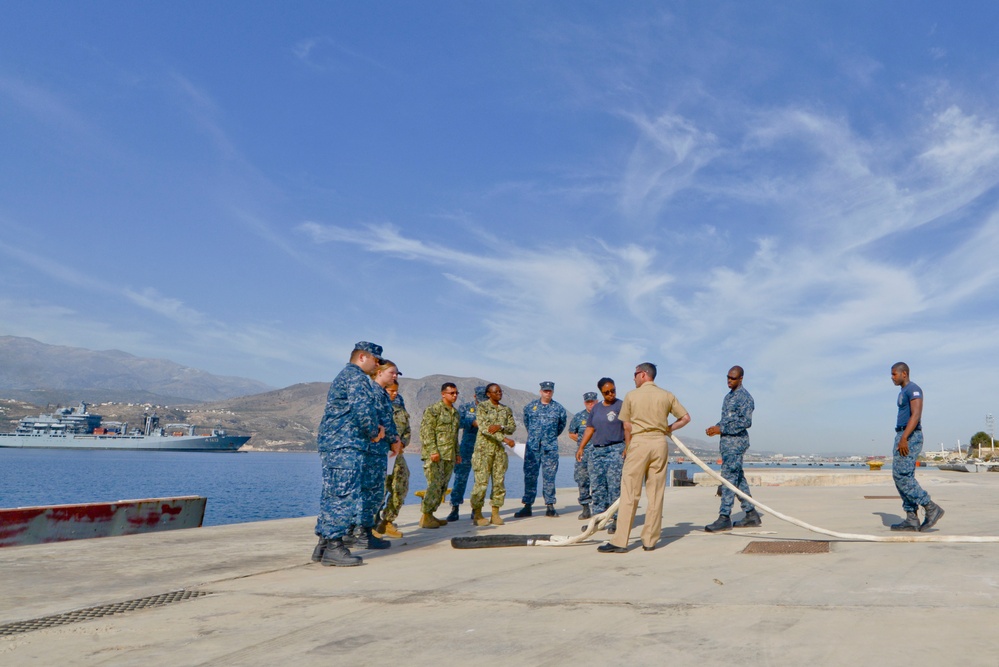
[0,449,883,527]
[0,449,580,526]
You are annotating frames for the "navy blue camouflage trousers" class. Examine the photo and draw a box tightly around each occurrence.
[358,450,390,528]
[574,445,591,506]
[449,438,476,506]
[316,447,363,540]
[589,443,624,515]
[718,436,754,516]
[522,441,559,505]
[893,430,930,512]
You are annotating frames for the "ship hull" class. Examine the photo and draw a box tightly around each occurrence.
[0,433,248,452]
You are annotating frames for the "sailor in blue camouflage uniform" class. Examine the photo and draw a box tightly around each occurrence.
[569,392,599,520]
[579,378,625,533]
[515,381,568,518]
[447,385,487,522]
[352,360,401,548]
[312,341,387,567]
[890,362,943,532]
[705,366,760,533]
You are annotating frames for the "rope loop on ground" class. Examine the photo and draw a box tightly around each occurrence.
[668,432,999,543]
[450,433,999,548]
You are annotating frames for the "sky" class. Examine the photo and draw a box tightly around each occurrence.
[2,2,998,455]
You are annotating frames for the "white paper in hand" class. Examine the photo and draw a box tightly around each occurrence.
[511,442,526,459]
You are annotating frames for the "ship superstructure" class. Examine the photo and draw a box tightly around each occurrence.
[1,402,248,451]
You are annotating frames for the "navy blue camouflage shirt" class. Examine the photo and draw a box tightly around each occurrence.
[316,363,385,454]
[458,400,479,448]
[371,384,399,456]
[568,408,590,443]
[716,385,754,438]
[523,399,567,446]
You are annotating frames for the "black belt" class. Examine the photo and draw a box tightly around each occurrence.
[594,441,624,448]
[895,426,921,432]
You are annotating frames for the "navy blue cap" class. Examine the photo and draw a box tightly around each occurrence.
[540,381,555,391]
[583,392,598,401]
[353,341,383,359]
[475,386,488,400]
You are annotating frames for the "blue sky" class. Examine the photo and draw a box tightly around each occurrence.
[2,3,998,455]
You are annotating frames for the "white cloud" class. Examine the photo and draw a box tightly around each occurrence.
[920,106,999,178]
[618,112,720,221]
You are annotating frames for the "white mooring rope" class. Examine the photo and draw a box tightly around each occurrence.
[534,432,999,545]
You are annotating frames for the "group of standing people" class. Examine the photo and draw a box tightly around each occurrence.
[311,341,399,567]
[310,340,525,567]
[312,340,943,566]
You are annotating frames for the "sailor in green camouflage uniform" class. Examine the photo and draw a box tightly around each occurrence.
[470,383,517,526]
[375,381,410,538]
[418,383,461,528]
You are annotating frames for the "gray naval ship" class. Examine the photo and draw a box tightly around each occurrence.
[0,402,249,452]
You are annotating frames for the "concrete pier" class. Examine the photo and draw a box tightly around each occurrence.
[3,469,999,665]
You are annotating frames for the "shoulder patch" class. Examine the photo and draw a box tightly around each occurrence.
[912,391,921,397]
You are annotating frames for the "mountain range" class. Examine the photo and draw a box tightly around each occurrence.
[0,336,273,404]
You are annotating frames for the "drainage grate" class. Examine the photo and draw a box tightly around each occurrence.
[741,540,829,555]
[864,495,899,499]
[0,590,211,637]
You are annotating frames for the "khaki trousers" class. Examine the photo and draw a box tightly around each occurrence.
[610,432,668,549]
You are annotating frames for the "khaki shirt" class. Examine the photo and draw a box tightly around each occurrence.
[619,381,688,436]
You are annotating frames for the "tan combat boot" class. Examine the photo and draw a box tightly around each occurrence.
[372,521,388,538]
[472,508,490,526]
[491,506,505,526]
[382,522,403,538]
[420,513,441,529]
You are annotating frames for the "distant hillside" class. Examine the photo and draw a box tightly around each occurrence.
[0,336,273,404]
[181,375,717,456]
[197,375,549,453]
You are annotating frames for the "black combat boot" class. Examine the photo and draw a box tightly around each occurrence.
[311,537,328,562]
[320,538,363,567]
[577,505,592,520]
[514,504,532,518]
[705,515,732,532]
[919,502,945,532]
[360,527,391,550]
[341,525,358,546]
[733,509,762,528]
[446,504,460,522]
[605,519,617,534]
[545,504,558,517]
[890,511,920,531]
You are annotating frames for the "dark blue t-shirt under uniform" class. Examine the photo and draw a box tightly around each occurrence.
[589,399,625,446]
[896,382,922,430]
